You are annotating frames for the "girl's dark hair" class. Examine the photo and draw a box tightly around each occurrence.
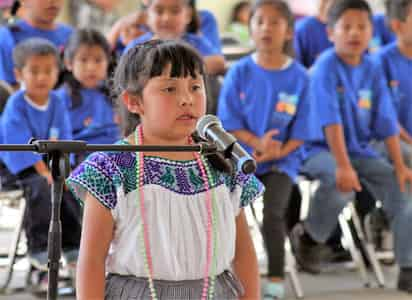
[63,28,112,109]
[385,0,412,21]
[186,0,200,34]
[114,39,206,137]
[13,37,60,70]
[327,0,373,28]
[10,0,20,16]
[231,1,250,23]
[250,0,295,56]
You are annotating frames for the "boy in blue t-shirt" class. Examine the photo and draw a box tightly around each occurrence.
[0,0,73,87]
[374,0,412,171]
[290,0,412,293]
[295,0,395,68]
[1,38,80,289]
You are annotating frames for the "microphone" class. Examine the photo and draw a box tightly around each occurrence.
[196,115,257,174]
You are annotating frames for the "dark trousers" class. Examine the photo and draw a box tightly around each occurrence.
[257,171,293,278]
[1,166,81,254]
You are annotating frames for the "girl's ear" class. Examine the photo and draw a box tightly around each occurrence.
[184,6,193,26]
[390,19,402,36]
[122,91,144,115]
[14,68,22,83]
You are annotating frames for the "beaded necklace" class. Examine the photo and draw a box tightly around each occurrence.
[134,126,219,300]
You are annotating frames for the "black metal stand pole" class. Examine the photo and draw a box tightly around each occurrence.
[0,140,218,300]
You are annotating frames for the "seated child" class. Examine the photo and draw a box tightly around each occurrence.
[1,38,81,291]
[290,0,412,293]
[0,0,72,87]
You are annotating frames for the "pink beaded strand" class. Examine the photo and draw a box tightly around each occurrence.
[135,126,217,300]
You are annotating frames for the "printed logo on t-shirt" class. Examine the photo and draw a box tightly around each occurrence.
[358,89,372,110]
[49,127,59,140]
[390,80,399,88]
[239,92,246,101]
[276,92,298,115]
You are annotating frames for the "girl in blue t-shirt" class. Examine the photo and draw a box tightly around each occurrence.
[57,28,120,162]
[218,1,315,298]
[124,0,225,75]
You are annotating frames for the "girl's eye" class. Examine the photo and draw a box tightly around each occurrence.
[192,84,202,91]
[163,87,176,93]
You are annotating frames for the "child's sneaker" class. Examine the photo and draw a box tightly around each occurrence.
[263,281,285,299]
[30,270,48,296]
[28,251,48,272]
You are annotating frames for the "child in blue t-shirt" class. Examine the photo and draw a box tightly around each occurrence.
[0,0,73,87]
[369,13,396,53]
[218,1,316,298]
[1,38,81,291]
[57,28,120,160]
[374,0,412,177]
[291,0,412,293]
[294,0,333,68]
[124,0,225,75]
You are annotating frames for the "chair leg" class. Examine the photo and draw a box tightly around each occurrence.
[0,195,26,292]
[285,237,304,299]
[348,202,385,287]
[338,206,371,287]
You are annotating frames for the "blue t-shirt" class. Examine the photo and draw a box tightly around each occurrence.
[307,48,399,159]
[124,32,220,56]
[0,20,73,85]
[294,16,333,68]
[375,43,412,136]
[369,14,396,54]
[217,55,316,180]
[199,10,222,53]
[1,90,72,174]
[56,86,120,145]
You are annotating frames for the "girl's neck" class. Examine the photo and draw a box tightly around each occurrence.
[398,40,412,59]
[129,127,195,161]
[26,91,49,106]
[337,51,362,66]
[24,17,56,31]
[255,51,288,69]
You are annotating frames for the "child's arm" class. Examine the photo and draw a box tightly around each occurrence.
[399,125,412,145]
[384,135,412,192]
[325,124,362,193]
[106,11,146,49]
[33,160,52,185]
[204,55,226,75]
[233,209,260,300]
[77,193,114,300]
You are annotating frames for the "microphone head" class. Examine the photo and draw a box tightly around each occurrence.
[196,115,222,140]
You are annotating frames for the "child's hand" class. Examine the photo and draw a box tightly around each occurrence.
[253,129,282,163]
[336,165,362,193]
[119,11,147,44]
[395,165,412,193]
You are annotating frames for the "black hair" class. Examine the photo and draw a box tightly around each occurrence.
[231,1,250,23]
[385,0,412,21]
[186,0,200,34]
[63,28,112,109]
[13,37,60,70]
[250,0,295,56]
[114,39,206,137]
[327,0,373,28]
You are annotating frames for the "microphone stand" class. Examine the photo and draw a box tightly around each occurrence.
[0,140,217,300]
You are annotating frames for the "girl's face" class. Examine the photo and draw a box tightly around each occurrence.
[250,4,292,54]
[147,0,191,39]
[66,45,109,89]
[125,64,206,143]
[21,0,63,26]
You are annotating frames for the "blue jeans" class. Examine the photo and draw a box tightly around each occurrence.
[301,151,412,268]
